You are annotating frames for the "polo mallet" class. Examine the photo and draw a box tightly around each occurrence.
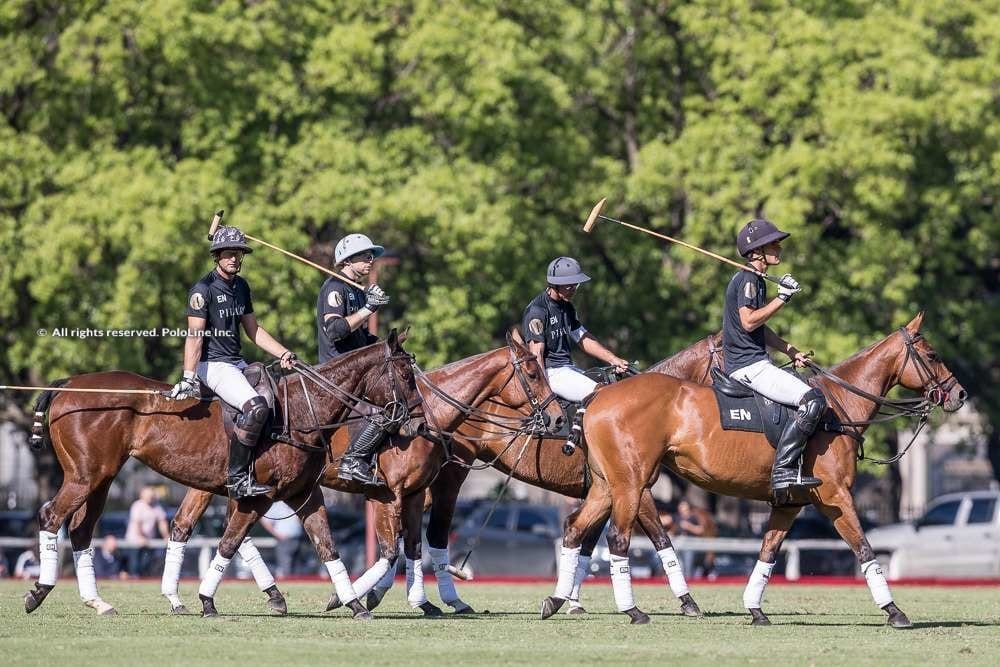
[584,198,784,286]
[0,385,161,394]
[207,210,366,290]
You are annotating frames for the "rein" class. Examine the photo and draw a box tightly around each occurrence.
[802,328,951,464]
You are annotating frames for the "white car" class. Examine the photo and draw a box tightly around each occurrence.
[867,490,1000,579]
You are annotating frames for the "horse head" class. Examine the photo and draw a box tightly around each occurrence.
[503,327,564,432]
[358,327,424,436]
[895,313,967,412]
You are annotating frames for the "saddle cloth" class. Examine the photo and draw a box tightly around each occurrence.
[711,367,794,449]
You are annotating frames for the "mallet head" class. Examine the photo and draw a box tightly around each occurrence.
[583,198,607,233]
[206,209,225,241]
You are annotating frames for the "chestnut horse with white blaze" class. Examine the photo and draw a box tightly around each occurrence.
[540,314,966,626]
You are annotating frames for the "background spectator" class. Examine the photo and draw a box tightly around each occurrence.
[125,486,169,576]
[93,534,126,579]
[260,501,303,578]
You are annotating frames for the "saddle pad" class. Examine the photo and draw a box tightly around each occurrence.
[713,388,793,449]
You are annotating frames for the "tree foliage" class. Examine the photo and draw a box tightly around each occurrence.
[1,0,997,469]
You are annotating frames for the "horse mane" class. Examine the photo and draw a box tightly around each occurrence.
[825,330,896,376]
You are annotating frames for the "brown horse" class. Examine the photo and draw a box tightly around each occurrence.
[350,332,723,616]
[541,314,966,626]
[158,332,563,615]
[24,331,422,619]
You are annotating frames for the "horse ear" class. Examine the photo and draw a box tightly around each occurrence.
[906,311,925,333]
[397,326,410,344]
[508,326,525,347]
[387,327,399,349]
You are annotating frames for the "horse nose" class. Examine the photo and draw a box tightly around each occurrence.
[957,389,968,403]
[549,414,564,430]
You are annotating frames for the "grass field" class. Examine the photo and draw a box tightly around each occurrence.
[2,580,999,666]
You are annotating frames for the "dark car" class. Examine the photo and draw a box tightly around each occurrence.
[0,510,37,575]
[449,503,561,576]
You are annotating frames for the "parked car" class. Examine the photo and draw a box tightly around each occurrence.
[449,503,561,576]
[867,490,1000,579]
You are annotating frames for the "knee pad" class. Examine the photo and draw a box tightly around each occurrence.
[238,396,269,432]
[796,388,827,433]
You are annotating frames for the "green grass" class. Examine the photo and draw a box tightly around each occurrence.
[2,580,998,666]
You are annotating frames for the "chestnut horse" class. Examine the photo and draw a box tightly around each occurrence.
[347,333,723,616]
[158,333,562,615]
[541,314,966,626]
[24,331,422,619]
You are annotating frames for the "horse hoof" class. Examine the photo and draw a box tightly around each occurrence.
[624,607,650,625]
[171,605,189,615]
[199,594,219,618]
[884,603,913,629]
[539,596,565,620]
[85,598,117,616]
[749,608,771,626]
[326,593,343,612]
[265,586,287,615]
[366,589,386,611]
[452,602,475,614]
[23,583,53,614]
[679,593,703,618]
[567,605,587,615]
[419,602,444,617]
[347,599,371,620]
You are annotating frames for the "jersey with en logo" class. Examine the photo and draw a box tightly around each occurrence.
[316,277,376,363]
[186,270,253,364]
[521,291,587,369]
[722,269,768,374]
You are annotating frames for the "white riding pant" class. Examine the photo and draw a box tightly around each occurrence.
[196,360,258,410]
[729,359,811,407]
[546,366,598,402]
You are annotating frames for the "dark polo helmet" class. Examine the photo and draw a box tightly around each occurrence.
[546,256,591,285]
[736,219,790,257]
[209,226,253,254]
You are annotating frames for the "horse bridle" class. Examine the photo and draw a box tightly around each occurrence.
[505,346,559,435]
[898,327,957,407]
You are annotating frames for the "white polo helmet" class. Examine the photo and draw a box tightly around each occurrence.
[334,233,385,265]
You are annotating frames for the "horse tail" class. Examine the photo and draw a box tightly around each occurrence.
[29,378,70,451]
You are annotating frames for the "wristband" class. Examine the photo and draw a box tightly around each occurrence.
[183,370,196,380]
[778,294,791,303]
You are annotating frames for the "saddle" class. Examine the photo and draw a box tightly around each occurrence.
[549,365,635,439]
[200,363,280,442]
[711,367,793,449]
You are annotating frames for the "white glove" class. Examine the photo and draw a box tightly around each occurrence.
[167,371,200,400]
[777,273,801,302]
[364,284,390,311]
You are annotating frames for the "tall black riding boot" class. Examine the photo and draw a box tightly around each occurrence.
[225,436,272,499]
[771,388,826,502]
[339,421,388,487]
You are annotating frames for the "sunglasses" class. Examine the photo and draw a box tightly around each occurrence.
[349,252,375,263]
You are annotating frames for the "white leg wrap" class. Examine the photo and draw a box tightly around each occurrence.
[657,547,690,597]
[609,554,635,612]
[73,548,99,602]
[861,559,893,608]
[237,537,275,592]
[325,559,357,605]
[428,546,463,606]
[743,560,774,609]
[406,558,428,607]
[38,530,59,586]
[568,555,591,608]
[198,552,231,599]
[554,545,582,600]
[161,540,187,600]
[375,559,396,593]
[353,557,390,599]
